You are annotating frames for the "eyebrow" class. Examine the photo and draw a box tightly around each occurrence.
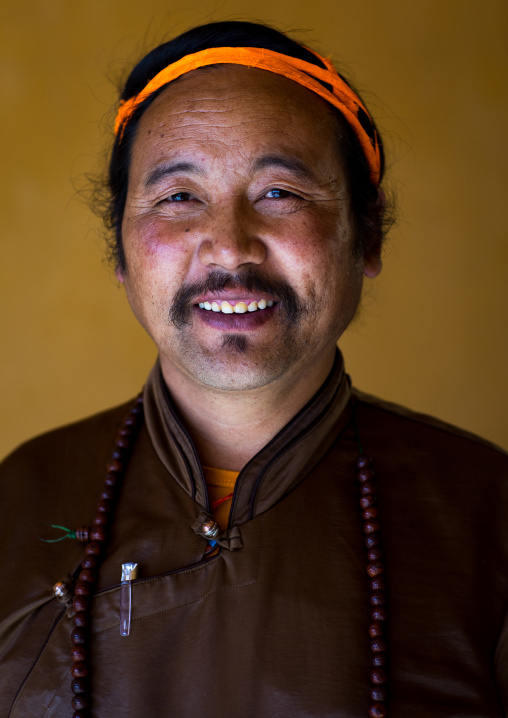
[144,154,318,188]
[145,162,204,187]
[253,154,318,182]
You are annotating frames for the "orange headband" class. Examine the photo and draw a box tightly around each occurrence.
[114,46,381,185]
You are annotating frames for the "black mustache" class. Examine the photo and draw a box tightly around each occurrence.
[169,268,304,328]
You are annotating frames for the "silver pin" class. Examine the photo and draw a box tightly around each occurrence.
[120,562,138,636]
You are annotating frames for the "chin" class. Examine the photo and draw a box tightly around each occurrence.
[169,335,294,392]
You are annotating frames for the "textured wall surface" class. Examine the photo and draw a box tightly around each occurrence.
[1,0,507,456]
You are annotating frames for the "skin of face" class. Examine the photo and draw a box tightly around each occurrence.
[119,65,381,397]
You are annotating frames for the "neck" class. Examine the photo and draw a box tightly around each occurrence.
[159,350,337,471]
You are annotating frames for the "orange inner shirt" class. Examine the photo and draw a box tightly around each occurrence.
[202,466,239,530]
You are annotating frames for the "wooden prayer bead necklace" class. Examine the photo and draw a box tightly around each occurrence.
[356,453,389,718]
[56,394,144,718]
[54,398,389,717]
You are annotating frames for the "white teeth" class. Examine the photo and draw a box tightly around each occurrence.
[221,301,234,313]
[198,299,275,313]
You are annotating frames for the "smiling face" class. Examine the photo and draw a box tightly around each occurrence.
[120,65,379,393]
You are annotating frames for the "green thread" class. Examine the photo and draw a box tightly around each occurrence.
[39,525,77,543]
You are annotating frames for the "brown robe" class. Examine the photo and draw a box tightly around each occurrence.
[1,353,507,717]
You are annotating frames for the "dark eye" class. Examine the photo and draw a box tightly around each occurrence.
[167,191,193,202]
[264,188,294,199]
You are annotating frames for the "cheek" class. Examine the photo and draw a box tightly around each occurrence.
[123,217,192,277]
[277,214,353,295]
[121,219,195,325]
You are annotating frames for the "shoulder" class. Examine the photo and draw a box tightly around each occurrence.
[0,400,140,627]
[0,400,135,484]
[352,386,508,466]
[351,389,508,567]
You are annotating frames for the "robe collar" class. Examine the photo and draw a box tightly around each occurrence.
[143,350,353,528]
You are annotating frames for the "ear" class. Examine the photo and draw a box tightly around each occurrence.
[363,254,382,278]
[363,187,385,278]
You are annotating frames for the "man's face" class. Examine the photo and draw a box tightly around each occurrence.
[120,65,378,392]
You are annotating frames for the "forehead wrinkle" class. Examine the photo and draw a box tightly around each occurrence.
[158,105,273,131]
[134,67,346,191]
[153,77,306,123]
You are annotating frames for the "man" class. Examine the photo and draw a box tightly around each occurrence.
[1,20,507,718]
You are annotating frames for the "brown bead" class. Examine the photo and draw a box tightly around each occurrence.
[90,527,107,544]
[363,521,381,535]
[72,711,89,718]
[78,569,97,584]
[116,437,129,449]
[365,535,380,549]
[85,541,103,557]
[73,597,90,614]
[92,513,108,527]
[97,499,113,514]
[373,654,387,667]
[72,695,90,711]
[361,482,377,496]
[81,556,98,570]
[119,427,132,437]
[75,527,90,543]
[73,613,89,629]
[371,668,388,685]
[358,468,374,482]
[71,661,89,678]
[371,638,387,653]
[367,547,383,562]
[104,473,118,487]
[356,455,372,469]
[360,495,376,509]
[107,459,123,473]
[371,608,387,621]
[124,416,136,426]
[370,687,387,702]
[100,487,115,501]
[369,622,383,638]
[369,704,387,718]
[75,581,92,597]
[370,592,386,606]
[71,677,87,694]
[370,577,386,592]
[363,507,379,521]
[71,627,87,645]
[366,562,384,578]
[71,646,87,662]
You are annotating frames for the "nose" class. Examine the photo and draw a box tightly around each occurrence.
[197,202,267,271]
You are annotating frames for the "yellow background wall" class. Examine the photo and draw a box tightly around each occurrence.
[1,0,507,457]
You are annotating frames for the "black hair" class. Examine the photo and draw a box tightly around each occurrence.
[103,20,392,270]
